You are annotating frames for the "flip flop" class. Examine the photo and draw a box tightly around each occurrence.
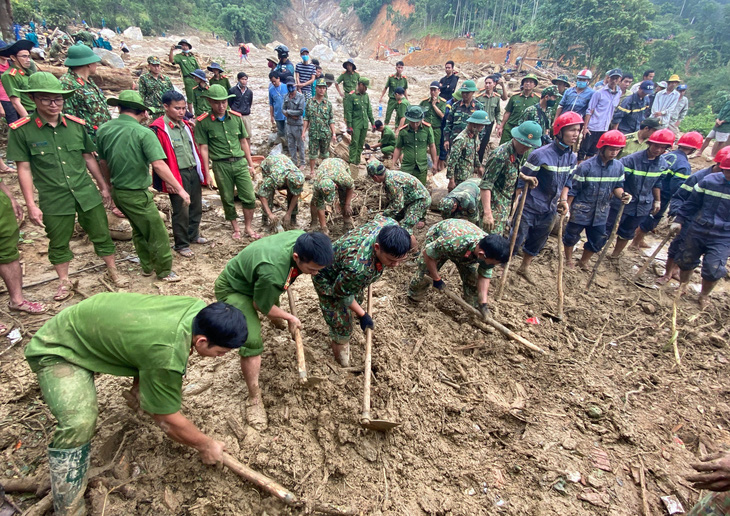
[176,248,195,258]
[9,299,47,313]
[159,271,181,283]
[191,237,208,244]
[53,281,73,302]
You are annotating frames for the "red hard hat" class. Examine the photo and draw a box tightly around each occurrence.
[720,155,730,170]
[596,130,627,149]
[647,128,675,146]
[713,146,730,163]
[677,131,703,150]
[553,111,583,135]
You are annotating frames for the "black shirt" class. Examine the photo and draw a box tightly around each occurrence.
[228,84,253,115]
[439,74,460,101]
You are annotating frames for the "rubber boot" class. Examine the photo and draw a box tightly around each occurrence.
[48,443,90,516]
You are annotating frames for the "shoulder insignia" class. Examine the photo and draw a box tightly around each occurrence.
[196,113,208,122]
[421,97,429,102]
[402,75,407,78]
[64,114,86,125]
[9,68,18,76]
[229,110,242,117]
[423,121,432,127]
[397,124,408,131]
[389,74,395,78]
[9,116,30,130]
[439,97,446,102]
[349,90,355,94]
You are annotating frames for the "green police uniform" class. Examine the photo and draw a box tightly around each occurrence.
[447,128,482,186]
[7,113,115,265]
[500,92,539,144]
[336,71,360,98]
[191,83,210,116]
[444,98,484,145]
[257,154,304,222]
[439,177,482,225]
[384,74,408,125]
[59,71,111,139]
[312,217,397,342]
[407,219,494,306]
[344,89,374,165]
[395,121,435,185]
[1,64,35,113]
[172,52,200,102]
[304,96,334,160]
[0,177,20,265]
[620,131,649,158]
[194,109,255,220]
[137,72,174,116]
[379,126,396,156]
[96,114,173,278]
[475,91,501,128]
[393,98,410,127]
[25,293,206,448]
[214,231,305,357]
[382,169,431,233]
[419,96,447,149]
[312,158,353,210]
[209,75,231,92]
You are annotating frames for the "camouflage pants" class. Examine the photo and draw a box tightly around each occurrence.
[688,492,730,515]
[391,197,430,234]
[408,255,479,307]
[261,190,298,222]
[316,291,364,342]
[308,136,330,160]
[476,198,511,278]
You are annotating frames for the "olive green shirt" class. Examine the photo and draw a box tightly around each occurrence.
[165,115,196,170]
[385,75,408,98]
[419,96,447,128]
[210,76,231,92]
[172,52,200,78]
[620,131,649,158]
[194,111,249,161]
[219,231,305,315]
[1,64,35,112]
[25,293,205,415]
[336,71,360,95]
[476,91,501,125]
[7,112,101,216]
[95,114,167,190]
[395,122,435,172]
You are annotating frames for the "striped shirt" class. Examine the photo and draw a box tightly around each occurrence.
[295,62,317,98]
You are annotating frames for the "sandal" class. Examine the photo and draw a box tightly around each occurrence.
[53,281,73,302]
[104,269,129,288]
[159,271,181,283]
[9,299,47,313]
[0,323,9,336]
[191,237,208,245]
[176,248,195,258]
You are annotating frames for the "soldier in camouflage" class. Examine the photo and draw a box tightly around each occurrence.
[407,219,509,312]
[439,177,482,225]
[443,80,484,151]
[310,158,354,234]
[137,56,174,117]
[446,110,490,190]
[366,159,430,246]
[59,43,111,139]
[256,154,305,229]
[312,217,412,366]
[303,78,336,178]
[519,86,559,142]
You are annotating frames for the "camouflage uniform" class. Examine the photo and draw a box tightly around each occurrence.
[382,170,431,234]
[443,98,484,145]
[688,492,730,516]
[440,177,482,225]
[446,128,481,185]
[137,72,174,116]
[408,219,494,307]
[312,158,353,210]
[520,104,552,139]
[304,96,334,160]
[257,154,305,222]
[59,70,111,139]
[312,216,398,342]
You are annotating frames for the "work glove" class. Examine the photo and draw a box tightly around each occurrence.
[432,278,446,290]
[670,222,681,233]
[359,312,374,332]
[479,303,490,318]
[621,192,632,204]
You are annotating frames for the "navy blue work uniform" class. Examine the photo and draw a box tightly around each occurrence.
[639,149,691,233]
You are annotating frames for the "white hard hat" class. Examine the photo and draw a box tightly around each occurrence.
[577,69,593,79]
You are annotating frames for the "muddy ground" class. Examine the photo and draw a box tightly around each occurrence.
[0,33,728,516]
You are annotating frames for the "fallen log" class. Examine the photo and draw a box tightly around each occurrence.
[40,64,134,92]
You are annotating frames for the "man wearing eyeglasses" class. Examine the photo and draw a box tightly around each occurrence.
[7,72,127,302]
[0,39,36,118]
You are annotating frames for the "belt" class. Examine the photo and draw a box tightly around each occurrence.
[212,156,243,163]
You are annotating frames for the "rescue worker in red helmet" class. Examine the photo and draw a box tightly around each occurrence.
[563,129,631,269]
[605,128,673,259]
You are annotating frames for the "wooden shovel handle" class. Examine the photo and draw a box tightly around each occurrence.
[361,286,373,423]
[222,452,296,504]
[286,289,308,383]
[496,185,529,301]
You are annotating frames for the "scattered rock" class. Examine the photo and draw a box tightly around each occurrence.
[100,28,117,40]
[586,474,603,488]
[123,26,144,41]
[586,406,603,419]
[577,490,609,508]
[93,48,125,68]
[641,303,656,314]
[163,486,181,513]
[566,471,581,483]
[562,437,577,450]
[552,478,568,495]
[311,44,336,63]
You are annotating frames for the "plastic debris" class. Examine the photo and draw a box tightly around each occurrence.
[660,495,684,514]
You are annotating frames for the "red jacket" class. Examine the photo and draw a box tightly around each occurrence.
[150,116,207,193]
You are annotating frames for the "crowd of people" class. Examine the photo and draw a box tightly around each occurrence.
[0,33,728,515]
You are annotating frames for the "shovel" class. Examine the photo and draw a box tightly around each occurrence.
[631,225,678,284]
[496,184,529,301]
[587,203,625,290]
[286,289,325,386]
[360,285,401,431]
[543,211,566,322]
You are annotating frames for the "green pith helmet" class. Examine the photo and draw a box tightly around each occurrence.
[552,75,571,87]
[367,159,387,177]
[459,80,478,92]
[358,77,370,87]
[404,105,424,123]
[18,72,76,96]
[511,120,543,148]
[107,90,148,111]
[64,42,102,67]
[202,84,235,100]
[521,74,539,86]
[466,110,490,124]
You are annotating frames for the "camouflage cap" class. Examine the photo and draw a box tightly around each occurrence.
[286,170,305,196]
[366,159,387,177]
[317,177,337,204]
[147,56,161,65]
[552,75,571,87]
[541,85,559,98]
[314,78,328,87]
